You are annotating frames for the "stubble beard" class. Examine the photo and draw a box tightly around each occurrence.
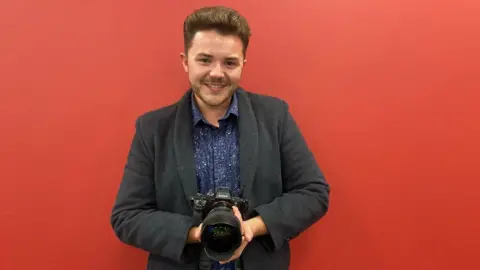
[192,82,236,109]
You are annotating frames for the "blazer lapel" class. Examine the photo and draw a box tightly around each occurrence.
[237,89,259,200]
[173,90,198,203]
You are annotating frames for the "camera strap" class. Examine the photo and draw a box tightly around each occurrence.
[192,203,203,227]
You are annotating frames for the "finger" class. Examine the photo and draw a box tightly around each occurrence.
[219,235,249,265]
[221,244,246,264]
[232,206,242,221]
[237,237,249,253]
[232,207,245,235]
[244,224,254,242]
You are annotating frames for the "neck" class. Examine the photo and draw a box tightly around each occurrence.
[194,95,231,127]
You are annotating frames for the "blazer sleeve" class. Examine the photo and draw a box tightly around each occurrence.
[253,101,330,251]
[110,117,195,262]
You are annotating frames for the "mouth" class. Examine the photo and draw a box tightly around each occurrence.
[204,83,227,92]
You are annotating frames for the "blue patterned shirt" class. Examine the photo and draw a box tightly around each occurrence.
[191,91,241,270]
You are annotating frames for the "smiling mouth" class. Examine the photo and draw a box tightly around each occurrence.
[204,83,227,91]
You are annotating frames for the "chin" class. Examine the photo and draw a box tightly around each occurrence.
[203,96,231,108]
[193,84,237,106]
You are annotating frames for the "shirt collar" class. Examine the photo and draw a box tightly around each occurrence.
[191,90,239,126]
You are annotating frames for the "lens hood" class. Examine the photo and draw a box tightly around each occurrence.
[200,206,242,261]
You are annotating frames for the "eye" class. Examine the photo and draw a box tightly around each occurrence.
[198,58,211,64]
[225,60,238,68]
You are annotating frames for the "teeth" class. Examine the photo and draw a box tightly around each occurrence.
[207,84,224,88]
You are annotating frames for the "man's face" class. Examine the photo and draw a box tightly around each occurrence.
[181,30,245,110]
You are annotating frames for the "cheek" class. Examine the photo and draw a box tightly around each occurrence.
[188,69,207,83]
[228,69,243,83]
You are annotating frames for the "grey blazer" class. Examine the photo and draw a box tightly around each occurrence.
[110,88,330,270]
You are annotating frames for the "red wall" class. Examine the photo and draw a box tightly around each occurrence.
[1,1,479,269]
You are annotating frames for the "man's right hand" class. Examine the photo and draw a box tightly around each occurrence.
[187,224,202,243]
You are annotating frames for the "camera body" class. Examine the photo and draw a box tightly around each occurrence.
[191,187,249,220]
[190,187,249,262]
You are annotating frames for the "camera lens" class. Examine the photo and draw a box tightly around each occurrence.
[200,204,242,261]
[203,223,241,253]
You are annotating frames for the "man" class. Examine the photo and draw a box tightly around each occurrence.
[111,5,330,270]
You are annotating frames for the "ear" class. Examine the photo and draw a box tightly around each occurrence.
[180,52,188,72]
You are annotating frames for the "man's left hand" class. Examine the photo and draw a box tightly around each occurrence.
[219,206,254,264]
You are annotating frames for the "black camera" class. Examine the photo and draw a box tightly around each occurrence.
[190,187,249,262]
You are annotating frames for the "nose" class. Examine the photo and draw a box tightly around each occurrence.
[209,62,224,77]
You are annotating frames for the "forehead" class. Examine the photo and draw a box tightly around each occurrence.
[189,30,244,58]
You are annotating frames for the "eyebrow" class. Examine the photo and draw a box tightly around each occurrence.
[195,53,240,61]
[196,53,213,58]
[225,57,240,61]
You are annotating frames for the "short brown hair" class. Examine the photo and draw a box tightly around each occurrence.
[183,6,252,57]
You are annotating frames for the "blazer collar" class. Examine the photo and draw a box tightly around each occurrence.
[173,88,259,206]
